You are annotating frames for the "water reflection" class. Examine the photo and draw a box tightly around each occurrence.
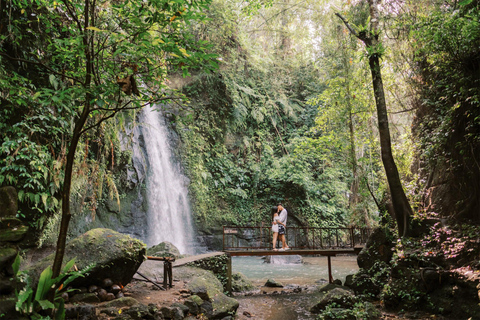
[233,255,359,285]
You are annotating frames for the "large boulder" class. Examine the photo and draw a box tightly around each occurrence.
[147,241,181,258]
[26,228,146,288]
[0,187,17,218]
[0,218,29,243]
[185,267,239,319]
[310,287,356,313]
[357,227,394,270]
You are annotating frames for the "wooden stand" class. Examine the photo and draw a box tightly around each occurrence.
[146,256,175,290]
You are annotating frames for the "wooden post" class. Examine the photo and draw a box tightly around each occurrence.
[327,255,333,284]
[351,227,355,248]
[163,261,168,289]
[167,260,173,288]
[226,253,232,295]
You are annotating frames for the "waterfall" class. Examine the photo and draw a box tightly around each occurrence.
[135,104,195,254]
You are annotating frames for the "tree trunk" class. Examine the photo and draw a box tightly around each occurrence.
[335,0,414,237]
[368,53,413,237]
[51,0,93,279]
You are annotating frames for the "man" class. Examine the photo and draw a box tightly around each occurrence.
[276,203,290,250]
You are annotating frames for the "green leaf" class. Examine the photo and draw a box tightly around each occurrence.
[85,26,104,32]
[37,299,55,310]
[15,287,33,312]
[35,266,53,301]
[459,0,473,5]
[12,253,21,276]
[55,299,65,319]
[62,258,76,274]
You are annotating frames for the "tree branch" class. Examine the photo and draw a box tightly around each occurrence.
[0,52,83,85]
[60,0,83,33]
[82,96,184,134]
[334,12,360,39]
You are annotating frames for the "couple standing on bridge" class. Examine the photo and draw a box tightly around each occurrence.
[271,203,290,251]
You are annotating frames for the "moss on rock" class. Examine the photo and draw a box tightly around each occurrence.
[0,226,29,243]
[26,228,146,288]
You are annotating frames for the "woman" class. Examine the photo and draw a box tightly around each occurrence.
[271,206,281,250]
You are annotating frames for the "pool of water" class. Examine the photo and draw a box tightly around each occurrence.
[232,255,360,320]
[232,255,359,286]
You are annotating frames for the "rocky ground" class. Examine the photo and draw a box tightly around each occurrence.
[103,276,453,320]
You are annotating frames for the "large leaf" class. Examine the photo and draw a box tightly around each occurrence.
[35,266,53,301]
[12,253,21,276]
[37,299,55,310]
[61,258,76,274]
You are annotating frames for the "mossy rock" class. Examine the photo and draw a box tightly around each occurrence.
[147,241,180,258]
[0,247,17,271]
[102,297,139,308]
[264,278,283,288]
[185,268,239,319]
[186,271,224,299]
[0,217,24,230]
[25,228,146,288]
[310,287,356,313]
[210,292,239,319]
[357,227,393,270]
[231,272,255,292]
[70,293,100,303]
[184,295,203,315]
[0,226,29,243]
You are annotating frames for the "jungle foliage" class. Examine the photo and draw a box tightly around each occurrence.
[1,0,479,250]
[0,0,216,236]
[410,0,480,222]
[174,0,396,230]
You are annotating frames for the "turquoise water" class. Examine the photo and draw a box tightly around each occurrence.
[232,255,359,286]
[232,255,360,320]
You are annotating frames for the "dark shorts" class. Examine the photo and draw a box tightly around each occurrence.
[278,225,285,235]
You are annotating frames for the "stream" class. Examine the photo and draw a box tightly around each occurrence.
[232,255,359,320]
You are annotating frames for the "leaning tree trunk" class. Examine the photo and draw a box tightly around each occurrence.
[336,0,413,237]
[51,0,94,279]
[368,53,413,237]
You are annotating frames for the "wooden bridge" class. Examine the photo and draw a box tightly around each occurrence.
[142,226,371,293]
[222,226,371,293]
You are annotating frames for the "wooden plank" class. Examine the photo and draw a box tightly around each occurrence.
[147,256,175,262]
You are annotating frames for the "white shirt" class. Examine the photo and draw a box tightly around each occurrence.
[278,208,287,226]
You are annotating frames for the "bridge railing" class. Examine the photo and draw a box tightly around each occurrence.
[223,226,372,250]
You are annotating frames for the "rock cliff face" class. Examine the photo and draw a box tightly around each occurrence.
[69,109,187,240]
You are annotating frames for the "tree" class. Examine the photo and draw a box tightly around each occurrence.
[1,0,216,279]
[336,0,413,237]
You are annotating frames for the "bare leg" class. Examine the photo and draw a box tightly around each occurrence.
[280,234,289,249]
[272,232,278,249]
[279,234,286,249]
